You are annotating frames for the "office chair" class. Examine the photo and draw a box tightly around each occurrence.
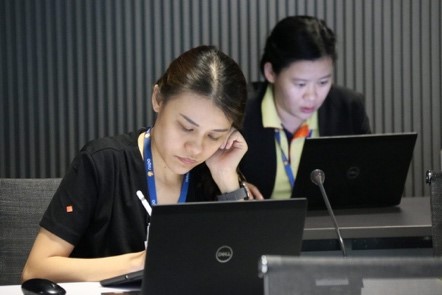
[426,170,442,256]
[0,178,61,285]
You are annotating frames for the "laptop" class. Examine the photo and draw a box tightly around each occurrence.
[258,255,442,295]
[100,198,308,295]
[291,132,417,210]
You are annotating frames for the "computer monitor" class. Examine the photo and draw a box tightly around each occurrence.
[259,255,442,295]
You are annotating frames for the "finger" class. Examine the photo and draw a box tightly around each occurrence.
[245,182,265,200]
[221,128,239,149]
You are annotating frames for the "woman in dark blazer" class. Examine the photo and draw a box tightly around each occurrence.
[240,16,371,199]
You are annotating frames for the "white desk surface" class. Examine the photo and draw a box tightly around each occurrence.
[2,279,442,295]
[0,282,138,295]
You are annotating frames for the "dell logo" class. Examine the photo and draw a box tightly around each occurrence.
[347,166,360,180]
[215,245,233,263]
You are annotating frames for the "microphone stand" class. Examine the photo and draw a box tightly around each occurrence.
[311,169,347,257]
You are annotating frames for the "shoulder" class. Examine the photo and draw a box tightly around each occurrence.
[81,128,146,155]
[244,81,267,123]
[321,85,366,112]
[64,128,147,191]
[247,81,267,101]
[319,86,371,135]
[327,85,365,104]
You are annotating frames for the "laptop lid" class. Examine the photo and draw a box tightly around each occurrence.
[291,132,417,210]
[139,198,307,295]
[258,255,442,295]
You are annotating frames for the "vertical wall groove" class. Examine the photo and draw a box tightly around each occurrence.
[0,0,5,177]
[1,0,441,197]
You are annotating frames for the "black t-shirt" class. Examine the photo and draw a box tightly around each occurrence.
[41,128,217,258]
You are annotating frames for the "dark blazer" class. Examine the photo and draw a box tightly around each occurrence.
[240,82,371,199]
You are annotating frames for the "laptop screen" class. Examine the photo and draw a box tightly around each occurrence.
[292,132,417,210]
[140,198,307,295]
[101,198,307,294]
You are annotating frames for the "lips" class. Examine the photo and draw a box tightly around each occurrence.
[177,156,197,166]
[300,106,315,113]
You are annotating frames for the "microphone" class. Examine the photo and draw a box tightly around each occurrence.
[311,169,347,257]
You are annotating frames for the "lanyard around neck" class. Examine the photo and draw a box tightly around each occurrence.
[274,127,312,188]
[143,128,190,205]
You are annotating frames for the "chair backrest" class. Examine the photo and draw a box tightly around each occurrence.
[426,170,442,256]
[0,178,61,285]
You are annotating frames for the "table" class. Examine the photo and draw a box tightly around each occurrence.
[2,277,442,295]
[0,282,139,295]
[301,196,433,256]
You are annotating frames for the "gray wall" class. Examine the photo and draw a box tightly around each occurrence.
[1,0,441,197]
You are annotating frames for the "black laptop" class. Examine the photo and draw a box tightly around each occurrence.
[291,132,417,210]
[100,198,308,295]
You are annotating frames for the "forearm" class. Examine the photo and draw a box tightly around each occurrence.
[23,251,145,282]
[212,169,241,193]
[22,228,146,283]
[23,251,145,283]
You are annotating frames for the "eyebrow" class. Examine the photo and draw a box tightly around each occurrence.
[180,114,230,132]
[318,74,333,80]
[293,74,333,81]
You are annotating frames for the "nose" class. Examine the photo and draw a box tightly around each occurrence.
[303,84,317,101]
[185,137,203,156]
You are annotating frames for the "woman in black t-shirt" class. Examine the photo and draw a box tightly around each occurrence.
[22,45,262,283]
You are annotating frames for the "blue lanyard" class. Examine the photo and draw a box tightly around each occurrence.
[274,128,312,188]
[143,129,190,205]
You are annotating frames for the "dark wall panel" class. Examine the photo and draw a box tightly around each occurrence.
[1,0,441,197]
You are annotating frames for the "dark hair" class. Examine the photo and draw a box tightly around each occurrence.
[260,15,337,78]
[156,45,247,129]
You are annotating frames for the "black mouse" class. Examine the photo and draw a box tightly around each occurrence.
[21,278,66,295]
